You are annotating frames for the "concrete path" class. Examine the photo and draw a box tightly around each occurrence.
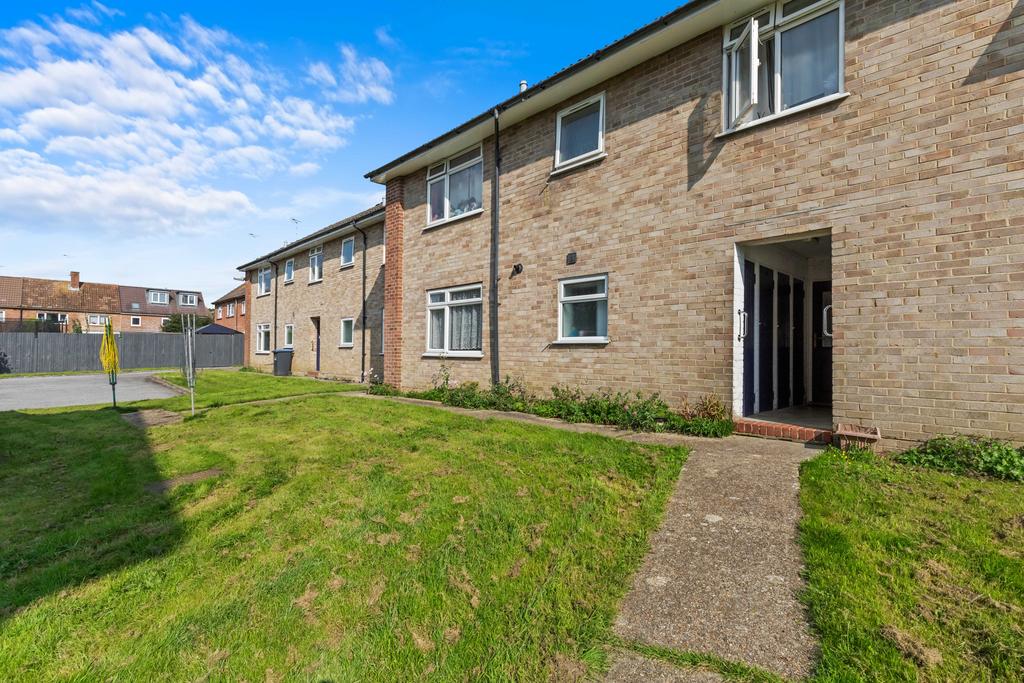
[611,436,819,680]
[0,372,178,410]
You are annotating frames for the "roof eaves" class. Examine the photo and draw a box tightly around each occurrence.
[363,0,721,182]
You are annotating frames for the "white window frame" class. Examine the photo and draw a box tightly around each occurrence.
[557,274,609,344]
[87,314,109,326]
[284,259,294,283]
[161,317,170,327]
[148,290,169,305]
[425,145,484,227]
[257,267,272,296]
[130,316,141,327]
[0,311,5,322]
[309,245,324,283]
[256,323,271,354]
[339,317,354,347]
[554,92,606,171]
[240,301,246,316]
[179,293,198,307]
[721,0,845,134]
[425,284,484,358]
[227,302,235,317]
[216,306,223,319]
[284,323,294,348]
[340,236,356,268]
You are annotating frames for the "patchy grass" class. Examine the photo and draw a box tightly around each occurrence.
[0,393,685,680]
[134,369,363,411]
[800,447,1024,681]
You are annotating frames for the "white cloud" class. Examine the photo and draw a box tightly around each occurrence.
[0,10,376,237]
[374,26,398,49]
[289,161,320,177]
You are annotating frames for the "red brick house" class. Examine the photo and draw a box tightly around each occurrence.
[212,284,248,361]
[360,0,1022,448]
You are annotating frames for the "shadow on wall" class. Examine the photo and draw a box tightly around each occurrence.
[963,0,1023,85]
[0,408,182,620]
[364,264,386,382]
[687,92,724,190]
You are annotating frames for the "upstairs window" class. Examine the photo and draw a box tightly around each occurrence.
[723,0,843,131]
[427,146,483,225]
[284,259,294,282]
[426,284,483,356]
[558,275,608,343]
[227,303,235,317]
[240,302,246,315]
[179,293,198,306]
[309,245,323,282]
[216,306,223,319]
[341,236,355,267]
[555,93,605,169]
[148,290,169,305]
[257,267,272,295]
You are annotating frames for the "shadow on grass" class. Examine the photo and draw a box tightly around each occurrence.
[0,407,181,619]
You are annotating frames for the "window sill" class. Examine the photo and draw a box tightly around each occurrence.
[550,151,607,178]
[255,351,270,355]
[424,208,485,231]
[339,263,355,271]
[308,279,322,286]
[717,92,850,138]
[338,343,354,349]
[422,351,484,359]
[256,292,271,298]
[284,280,294,286]
[551,338,610,346]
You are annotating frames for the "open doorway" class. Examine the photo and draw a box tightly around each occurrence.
[734,232,832,429]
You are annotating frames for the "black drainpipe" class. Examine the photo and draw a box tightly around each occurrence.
[489,108,501,386]
[272,262,279,349]
[353,221,368,383]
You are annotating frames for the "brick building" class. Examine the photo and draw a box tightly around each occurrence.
[0,271,207,333]
[358,0,1022,448]
[239,206,385,381]
[212,284,248,333]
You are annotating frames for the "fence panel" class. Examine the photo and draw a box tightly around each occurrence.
[0,332,244,374]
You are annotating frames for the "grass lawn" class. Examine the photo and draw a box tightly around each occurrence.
[0,390,686,680]
[134,369,363,411]
[800,448,1024,681]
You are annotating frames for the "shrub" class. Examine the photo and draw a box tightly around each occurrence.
[895,435,1024,483]
[0,350,9,374]
[368,383,399,396]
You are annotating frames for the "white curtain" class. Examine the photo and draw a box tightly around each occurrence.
[448,304,481,351]
[429,309,445,350]
[781,10,840,109]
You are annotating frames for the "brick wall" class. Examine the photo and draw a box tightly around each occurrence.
[387,0,1024,448]
[247,222,385,381]
[384,179,406,387]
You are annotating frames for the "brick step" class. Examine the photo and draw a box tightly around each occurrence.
[734,418,833,445]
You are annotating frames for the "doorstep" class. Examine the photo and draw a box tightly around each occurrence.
[733,417,833,445]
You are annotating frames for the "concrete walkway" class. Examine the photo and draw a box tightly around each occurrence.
[0,371,179,410]
[610,436,819,681]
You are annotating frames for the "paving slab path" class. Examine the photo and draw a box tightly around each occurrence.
[611,435,819,680]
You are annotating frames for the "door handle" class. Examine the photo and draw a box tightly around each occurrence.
[737,310,748,341]
[823,304,833,338]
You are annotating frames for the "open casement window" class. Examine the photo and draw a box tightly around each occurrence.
[558,275,609,343]
[426,285,483,356]
[723,0,843,132]
[728,16,760,129]
[554,93,605,169]
[426,146,483,226]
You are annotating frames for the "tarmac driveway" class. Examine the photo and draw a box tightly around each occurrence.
[0,372,179,411]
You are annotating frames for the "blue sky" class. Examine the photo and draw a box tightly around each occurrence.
[0,1,679,302]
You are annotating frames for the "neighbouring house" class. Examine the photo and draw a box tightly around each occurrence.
[355,0,1021,449]
[0,271,207,333]
[211,283,249,364]
[238,205,385,381]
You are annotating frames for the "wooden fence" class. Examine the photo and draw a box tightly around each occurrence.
[0,332,244,374]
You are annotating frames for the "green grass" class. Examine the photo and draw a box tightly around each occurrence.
[0,367,177,379]
[800,447,1024,681]
[0,393,686,680]
[133,369,364,411]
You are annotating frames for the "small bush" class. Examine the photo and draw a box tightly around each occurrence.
[0,350,9,374]
[368,383,399,396]
[895,435,1024,483]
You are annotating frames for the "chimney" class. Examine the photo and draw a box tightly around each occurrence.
[519,80,528,93]
[69,271,81,290]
